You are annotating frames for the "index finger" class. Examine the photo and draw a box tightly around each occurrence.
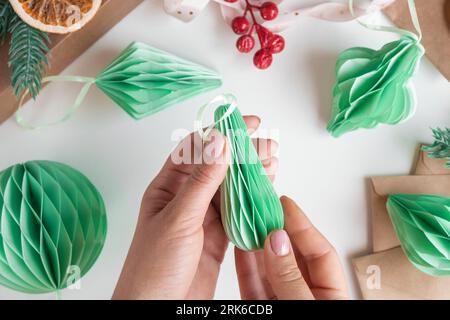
[149,116,261,203]
[281,196,349,300]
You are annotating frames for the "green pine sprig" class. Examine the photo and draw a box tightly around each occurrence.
[8,12,50,99]
[422,127,450,168]
[0,0,13,44]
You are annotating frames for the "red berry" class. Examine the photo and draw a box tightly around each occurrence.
[260,2,278,21]
[254,49,273,69]
[269,34,285,54]
[255,25,273,48]
[236,35,255,53]
[232,16,250,34]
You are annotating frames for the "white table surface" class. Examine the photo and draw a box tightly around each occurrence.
[0,0,449,300]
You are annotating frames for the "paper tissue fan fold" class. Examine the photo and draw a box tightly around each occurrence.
[95,42,223,119]
[327,35,424,137]
[214,102,284,251]
[387,194,450,277]
[326,0,425,137]
[15,42,223,129]
[0,161,107,294]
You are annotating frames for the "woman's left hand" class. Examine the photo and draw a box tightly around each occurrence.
[113,115,278,299]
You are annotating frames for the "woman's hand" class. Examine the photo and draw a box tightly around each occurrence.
[113,116,279,300]
[235,196,349,300]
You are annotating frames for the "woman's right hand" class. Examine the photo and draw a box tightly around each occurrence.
[235,196,349,300]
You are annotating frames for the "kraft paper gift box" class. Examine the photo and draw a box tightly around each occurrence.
[352,149,450,299]
[0,0,144,125]
[384,0,450,81]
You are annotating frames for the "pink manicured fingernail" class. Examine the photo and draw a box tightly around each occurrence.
[204,130,225,160]
[270,230,290,256]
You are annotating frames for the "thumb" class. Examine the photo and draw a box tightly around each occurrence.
[169,129,230,225]
[264,230,314,300]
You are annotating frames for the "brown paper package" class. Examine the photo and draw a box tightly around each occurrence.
[370,174,450,253]
[384,0,450,81]
[0,0,144,125]
[353,247,450,299]
[352,149,450,299]
[371,148,449,252]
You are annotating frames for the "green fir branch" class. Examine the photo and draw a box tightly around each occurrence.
[8,13,50,99]
[422,127,450,168]
[0,0,13,44]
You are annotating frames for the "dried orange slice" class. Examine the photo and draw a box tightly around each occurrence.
[9,0,102,34]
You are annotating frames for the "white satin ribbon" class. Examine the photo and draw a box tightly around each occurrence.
[163,0,210,22]
[164,0,395,31]
[195,93,237,140]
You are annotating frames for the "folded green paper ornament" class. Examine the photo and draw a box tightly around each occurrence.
[0,161,107,293]
[16,41,222,128]
[387,193,450,277]
[213,96,284,251]
[327,0,424,137]
[96,42,222,119]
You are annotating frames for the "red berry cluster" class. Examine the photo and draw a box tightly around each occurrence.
[226,0,285,69]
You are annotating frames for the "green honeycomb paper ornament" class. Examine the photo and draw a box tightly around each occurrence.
[327,37,424,137]
[16,41,223,128]
[0,161,107,294]
[95,42,223,119]
[387,194,450,277]
[327,0,424,137]
[214,100,284,251]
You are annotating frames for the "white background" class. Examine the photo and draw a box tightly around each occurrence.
[0,0,449,300]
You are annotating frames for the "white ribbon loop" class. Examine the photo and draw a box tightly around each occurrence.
[195,93,238,141]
